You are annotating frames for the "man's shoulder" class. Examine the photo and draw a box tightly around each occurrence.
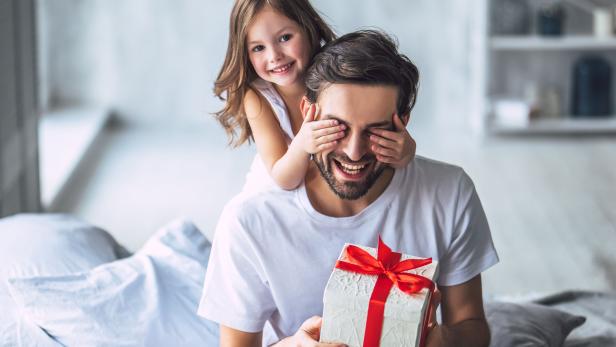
[397,156,476,203]
[411,155,469,183]
[220,189,300,232]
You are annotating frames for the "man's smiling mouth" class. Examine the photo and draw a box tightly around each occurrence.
[333,158,371,178]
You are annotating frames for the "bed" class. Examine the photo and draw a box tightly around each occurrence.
[1,214,614,347]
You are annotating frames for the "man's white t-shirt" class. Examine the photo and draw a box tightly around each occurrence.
[198,156,499,345]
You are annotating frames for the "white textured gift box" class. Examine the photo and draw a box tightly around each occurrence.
[320,244,438,347]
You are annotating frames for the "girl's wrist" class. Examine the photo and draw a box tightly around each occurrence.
[289,137,311,158]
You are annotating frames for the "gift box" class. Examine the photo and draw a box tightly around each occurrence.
[320,238,438,347]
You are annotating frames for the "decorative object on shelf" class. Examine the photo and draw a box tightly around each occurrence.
[538,3,565,36]
[572,56,612,117]
[492,99,531,127]
[565,0,614,37]
[491,0,531,35]
[540,87,562,119]
[523,82,542,120]
[593,8,613,37]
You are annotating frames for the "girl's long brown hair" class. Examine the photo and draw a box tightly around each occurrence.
[214,0,336,147]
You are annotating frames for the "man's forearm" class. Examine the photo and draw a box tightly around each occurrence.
[428,318,490,347]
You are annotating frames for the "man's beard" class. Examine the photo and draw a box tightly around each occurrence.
[313,152,386,200]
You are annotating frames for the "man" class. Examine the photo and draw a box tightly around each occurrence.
[199,30,499,347]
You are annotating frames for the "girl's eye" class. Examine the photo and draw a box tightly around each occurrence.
[251,45,265,53]
[279,34,292,42]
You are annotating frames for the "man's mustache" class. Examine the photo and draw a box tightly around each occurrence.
[327,152,376,164]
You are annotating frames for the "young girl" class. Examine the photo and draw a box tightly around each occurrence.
[214,0,416,194]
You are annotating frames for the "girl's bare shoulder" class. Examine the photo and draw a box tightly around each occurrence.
[243,87,274,121]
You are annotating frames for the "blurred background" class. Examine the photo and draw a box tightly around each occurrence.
[1,0,615,297]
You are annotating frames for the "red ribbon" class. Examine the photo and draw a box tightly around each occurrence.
[335,237,436,347]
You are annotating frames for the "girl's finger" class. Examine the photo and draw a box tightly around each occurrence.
[310,119,339,130]
[370,128,403,142]
[314,125,345,139]
[376,155,396,164]
[317,141,338,151]
[370,135,400,151]
[316,131,345,145]
[372,145,398,159]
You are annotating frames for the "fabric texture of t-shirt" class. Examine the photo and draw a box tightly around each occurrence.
[198,156,499,346]
[242,78,295,195]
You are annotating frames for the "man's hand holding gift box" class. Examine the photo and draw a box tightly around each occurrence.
[320,237,439,347]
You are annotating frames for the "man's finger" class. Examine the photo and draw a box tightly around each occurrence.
[300,316,323,340]
[428,289,441,328]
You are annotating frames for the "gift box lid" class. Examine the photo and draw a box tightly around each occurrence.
[323,244,439,322]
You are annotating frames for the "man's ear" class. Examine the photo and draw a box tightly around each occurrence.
[300,96,311,116]
[400,112,410,126]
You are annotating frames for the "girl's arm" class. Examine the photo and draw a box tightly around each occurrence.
[245,90,345,190]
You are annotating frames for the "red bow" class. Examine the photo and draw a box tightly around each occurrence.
[335,237,435,347]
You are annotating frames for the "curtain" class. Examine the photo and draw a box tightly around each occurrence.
[0,0,40,217]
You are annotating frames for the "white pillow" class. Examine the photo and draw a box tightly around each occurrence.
[8,219,219,347]
[0,214,127,347]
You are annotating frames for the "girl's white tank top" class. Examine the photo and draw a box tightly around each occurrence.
[241,78,296,195]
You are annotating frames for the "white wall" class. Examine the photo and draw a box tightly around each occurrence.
[38,0,481,129]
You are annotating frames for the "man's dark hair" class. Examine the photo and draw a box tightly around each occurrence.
[305,29,419,117]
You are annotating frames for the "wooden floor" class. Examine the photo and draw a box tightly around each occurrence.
[55,119,616,297]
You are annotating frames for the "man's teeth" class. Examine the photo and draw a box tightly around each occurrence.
[339,162,366,174]
[272,63,291,73]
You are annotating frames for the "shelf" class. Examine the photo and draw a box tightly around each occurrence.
[491,36,616,51]
[488,117,616,135]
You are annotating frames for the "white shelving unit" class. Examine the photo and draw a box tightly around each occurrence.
[484,3,616,135]
[491,35,616,51]
[489,117,616,135]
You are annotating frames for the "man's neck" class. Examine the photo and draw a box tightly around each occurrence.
[304,164,395,217]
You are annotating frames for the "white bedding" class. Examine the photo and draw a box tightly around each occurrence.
[8,218,219,347]
[0,214,128,347]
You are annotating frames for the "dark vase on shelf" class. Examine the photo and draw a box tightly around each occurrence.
[538,4,565,36]
[571,56,612,117]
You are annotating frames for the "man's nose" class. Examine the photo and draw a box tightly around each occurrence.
[341,131,369,162]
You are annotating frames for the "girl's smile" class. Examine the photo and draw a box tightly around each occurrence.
[269,61,294,74]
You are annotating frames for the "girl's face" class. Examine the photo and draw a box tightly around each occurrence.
[246,6,311,88]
